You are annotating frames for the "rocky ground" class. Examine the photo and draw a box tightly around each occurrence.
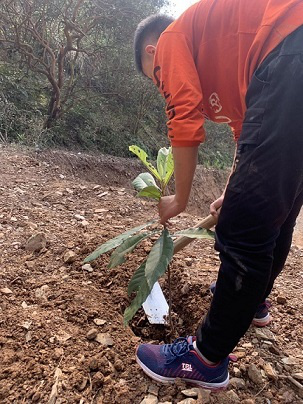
[0,145,302,404]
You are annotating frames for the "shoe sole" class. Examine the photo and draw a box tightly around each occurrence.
[252,314,272,327]
[136,355,229,391]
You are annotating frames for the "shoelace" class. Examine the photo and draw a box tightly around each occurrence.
[163,337,191,365]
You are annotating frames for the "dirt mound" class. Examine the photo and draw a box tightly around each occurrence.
[0,144,302,403]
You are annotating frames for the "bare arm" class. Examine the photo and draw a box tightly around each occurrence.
[158,146,198,225]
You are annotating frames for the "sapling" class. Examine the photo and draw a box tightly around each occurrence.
[85,145,214,325]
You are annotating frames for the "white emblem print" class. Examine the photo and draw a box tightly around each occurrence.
[209,92,222,113]
[182,363,193,372]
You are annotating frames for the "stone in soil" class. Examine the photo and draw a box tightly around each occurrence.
[76,376,88,391]
[31,392,41,402]
[177,399,196,404]
[233,367,241,377]
[93,318,106,326]
[248,364,263,385]
[225,390,240,402]
[140,394,159,404]
[229,377,246,389]
[233,351,246,359]
[86,328,98,340]
[25,261,35,270]
[35,284,50,300]
[114,359,124,372]
[281,356,298,365]
[63,250,76,263]
[92,371,104,388]
[262,362,278,381]
[268,345,281,355]
[1,287,13,295]
[292,372,303,381]
[89,357,99,371]
[148,384,159,396]
[25,232,46,252]
[82,263,93,272]
[94,208,108,213]
[95,333,114,347]
[75,214,85,221]
[198,389,211,403]
[277,295,287,304]
[254,328,276,341]
[181,388,199,398]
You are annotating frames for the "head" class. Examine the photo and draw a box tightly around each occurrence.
[134,14,174,79]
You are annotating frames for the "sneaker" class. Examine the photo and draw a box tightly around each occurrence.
[136,336,230,390]
[209,282,272,327]
[252,301,271,327]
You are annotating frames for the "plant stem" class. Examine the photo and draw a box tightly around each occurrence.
[167,263,174,334]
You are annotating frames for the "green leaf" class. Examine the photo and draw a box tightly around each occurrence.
[129,145,161,181]
[137,186,161,200]
[174,228,215,239]
[132,172,160,192]
[157,147,174,185]
[156,147,169,179]
[124,230,174,325]
[127,260,147,296]
[108,233,150,269]
[145,228,174,289]
[124,273,151,325]
[163,150,174,185]
[84,220,155,263]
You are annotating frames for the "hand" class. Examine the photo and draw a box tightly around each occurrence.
[210,193,224,218]
[158,195,186,226]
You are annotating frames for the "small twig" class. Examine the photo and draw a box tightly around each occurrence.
[10,277,22,284]
[287,375,303,392]
[88,372,92,392]
[90,387,102,404]
[254,382,269,397]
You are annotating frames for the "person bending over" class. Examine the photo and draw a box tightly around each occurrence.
[134,0,303,389]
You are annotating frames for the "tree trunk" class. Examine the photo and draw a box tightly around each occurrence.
[44,91,61,128]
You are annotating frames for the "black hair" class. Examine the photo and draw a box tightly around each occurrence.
[134,14,174,74]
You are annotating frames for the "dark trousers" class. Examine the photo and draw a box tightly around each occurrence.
[196,26,303,363]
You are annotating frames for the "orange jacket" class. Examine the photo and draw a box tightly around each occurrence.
[153,0,303,146]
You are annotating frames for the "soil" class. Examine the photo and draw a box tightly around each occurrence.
[0,144,302,404]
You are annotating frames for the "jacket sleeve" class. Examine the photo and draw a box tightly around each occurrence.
[153,32,206,147]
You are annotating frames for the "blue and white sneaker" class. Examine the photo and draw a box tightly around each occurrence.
[136,336,230,390]
[209,282,272,327]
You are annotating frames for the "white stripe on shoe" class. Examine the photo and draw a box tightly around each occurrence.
[136,355,229,390]
[252,313,272,327]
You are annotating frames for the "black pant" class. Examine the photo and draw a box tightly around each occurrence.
[196,26,303,363]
